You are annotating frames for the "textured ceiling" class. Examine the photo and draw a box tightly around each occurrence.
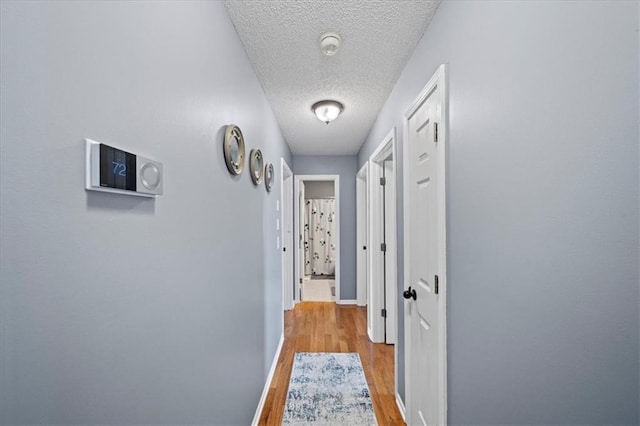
[224,0,440,155]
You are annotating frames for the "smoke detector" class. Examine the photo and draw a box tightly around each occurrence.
[319,32,342,56]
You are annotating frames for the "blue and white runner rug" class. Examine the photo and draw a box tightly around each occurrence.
[282,352,377,425]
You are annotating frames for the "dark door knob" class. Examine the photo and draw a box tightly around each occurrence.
[403,287,417,300]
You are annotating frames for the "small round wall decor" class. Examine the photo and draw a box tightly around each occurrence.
[249,149,264,185]
[265,162,274,192]
[223,124,245,175]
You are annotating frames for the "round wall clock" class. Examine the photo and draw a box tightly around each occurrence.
[223,124,245,175]
[249,149,264,185]
[265,163,274,192]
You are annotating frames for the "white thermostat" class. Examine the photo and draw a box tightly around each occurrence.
[85,139,163,197]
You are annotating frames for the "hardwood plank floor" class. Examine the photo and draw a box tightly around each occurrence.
[258,302,405,425]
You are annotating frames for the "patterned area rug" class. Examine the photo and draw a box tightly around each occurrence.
[282,352,377,425]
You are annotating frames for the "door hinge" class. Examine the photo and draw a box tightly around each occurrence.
[363,245,367,250]
[381,308,387,318]
[434,122,439,143]
[434,274,439,294]
[300,278,303,284]
[380,177,386,186]
[380,243,387,252]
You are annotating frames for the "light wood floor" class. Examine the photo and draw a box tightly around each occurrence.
[258,302,405,425]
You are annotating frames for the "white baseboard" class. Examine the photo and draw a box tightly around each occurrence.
[395,392,407,423]
[251,333,285,426]
[337,299,357,305]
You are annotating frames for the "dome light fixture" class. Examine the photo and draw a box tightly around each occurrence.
[319,32,342,56]
[312,100,344,124]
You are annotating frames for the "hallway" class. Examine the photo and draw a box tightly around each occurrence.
[1,1,638,424]
[258,303,404,425]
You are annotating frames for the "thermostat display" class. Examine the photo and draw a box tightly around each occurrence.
[100,143,137,191]
[85,139,163,197]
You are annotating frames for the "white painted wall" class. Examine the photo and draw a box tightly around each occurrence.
[359,1,639,423]
[0,2,291,424]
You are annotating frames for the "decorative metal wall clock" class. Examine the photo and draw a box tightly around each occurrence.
[223,124,245,175]
[265,163,274,192]
[249,149,264,185]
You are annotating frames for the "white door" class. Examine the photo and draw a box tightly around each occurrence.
[282,161,294,310]
[356,165,368,307]
[383,159,396,343]
[404,65,446,425]
[367,129,397,344]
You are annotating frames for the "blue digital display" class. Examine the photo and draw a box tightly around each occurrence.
[100,144,136,191]
[112,161,127,177]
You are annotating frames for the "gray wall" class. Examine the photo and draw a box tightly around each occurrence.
[304,181,335,199]
[0,1,291,424]
[293,156,357,300]
[358,1,639,424]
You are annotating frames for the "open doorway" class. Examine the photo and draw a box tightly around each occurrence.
[294,175,340,304]
[367,128,398,344]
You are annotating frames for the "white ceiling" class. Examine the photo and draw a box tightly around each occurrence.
[224,0,440,156]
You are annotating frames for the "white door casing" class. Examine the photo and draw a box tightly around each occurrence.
[295,180,305,303]
[368,128,397,344]
[356,163,369,307]
[294,175,340,303]
[403,64,447,426]
[281,159,294,311]
[383,158,397,344]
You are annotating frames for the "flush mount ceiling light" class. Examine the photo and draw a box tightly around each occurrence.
[312,100,344,124]
[319,32,342,56]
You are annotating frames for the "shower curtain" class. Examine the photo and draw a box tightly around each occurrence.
[304,198,336,276]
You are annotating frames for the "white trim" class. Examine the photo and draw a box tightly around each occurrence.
[280,159,294,311]
[395,392,407,423]
[356,163,368,307]
[402,96,411,426]
[251,333,285,426]
[384,157,397,344]
[367,128,398,344]
[403,63,448,426]
[369,129,395,160]
[337,299,357,305]
[294,174,341,303]
[295,179,305,303]
[438,65,449,426]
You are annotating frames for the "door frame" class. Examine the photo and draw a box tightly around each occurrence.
[294,174,340,303]
[281,158,294,311]
[356,163,368,307]
[403,64,448,425]
[368,128,398,344]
